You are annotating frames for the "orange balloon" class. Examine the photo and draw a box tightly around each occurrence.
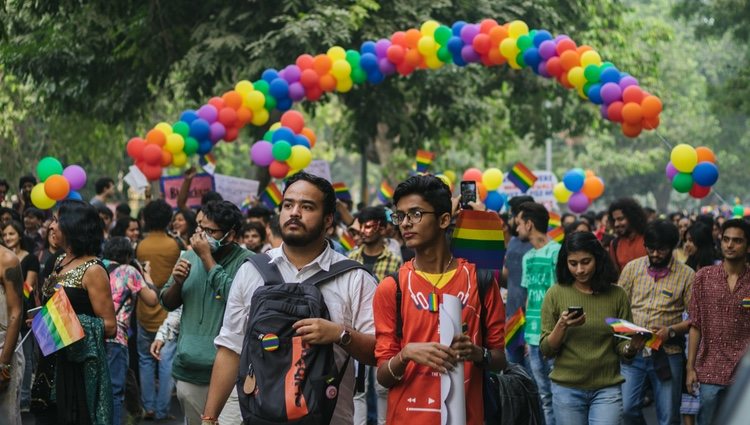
[318,74,337,92]
[312,54,332,76]
[621,122,642,138]
[146,129,166,146]
[161,150,173,167]
[44,175,70,201]
[576,45,594,55]
[405,29,422,48]
[621,103,643,125]
[559,50,580,71]
[696,146,717,164]
[585,169,596,178]
[477,182,488,201]
[300,127,317,148]
[236,107,253,125]
[642,115,660,130]
[404,49,422,67]
[222,91,243,110]
[581,176,605,199]
[489,26,509,45]
[641,95,663,118]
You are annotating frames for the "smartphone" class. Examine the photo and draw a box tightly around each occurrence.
[27,306,43,319]
[567,306,584,319]
[460,181,477,209]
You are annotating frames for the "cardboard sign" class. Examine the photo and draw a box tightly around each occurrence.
[304,159,332,183]
[501,170,560,212]
[160,174,215,210]
[214,174,260,208]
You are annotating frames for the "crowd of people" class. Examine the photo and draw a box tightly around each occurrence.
[0,171,748,425]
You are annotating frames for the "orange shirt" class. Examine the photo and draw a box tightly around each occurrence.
[373,259,505,425]
[609,233,647,272]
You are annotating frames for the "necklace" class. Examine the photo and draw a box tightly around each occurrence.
[54,254,80,274]
[415,255,454,312]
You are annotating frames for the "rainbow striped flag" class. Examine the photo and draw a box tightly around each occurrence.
[23,281,33,299]
[200,153,217,175]
[548,212,562,229]
[450,210,506,270]
[31,289,85,356]
[505,307,526,351]
[507,162,537,193]
[605,317,662,350]
[378,181,394,203]
[548,226,565,243]
[415,150,434,173]
[340,231,356,251]
[333,182,352,201]
[260,182,282,210]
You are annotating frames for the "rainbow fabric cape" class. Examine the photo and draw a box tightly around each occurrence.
[333,182,352,201]
[605,317,662,350]
[260,182,282,210]
[378,181,394,203]
[415,150,434,173]
[450,210,506,270]
[340,231,356,251]
[505,307,526,351]
[507,162,537,193]
[32,289,85,356]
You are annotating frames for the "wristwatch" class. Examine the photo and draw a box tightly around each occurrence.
[338,327,352,346]
[668,326,676,339]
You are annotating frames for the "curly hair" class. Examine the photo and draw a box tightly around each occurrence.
[608,197,648,236]
[556,231,619,294]
[57,200,104,257]
[202,201,244,235]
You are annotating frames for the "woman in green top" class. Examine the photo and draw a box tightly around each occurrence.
[540,231,646,425]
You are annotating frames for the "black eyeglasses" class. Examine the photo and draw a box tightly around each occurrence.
[197,223,225,237]
[388,210,436,224]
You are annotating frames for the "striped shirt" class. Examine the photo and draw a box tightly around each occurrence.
[348,244,402,283]
[618,256,695,354]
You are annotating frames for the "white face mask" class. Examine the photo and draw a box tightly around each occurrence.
[205,230,230,252]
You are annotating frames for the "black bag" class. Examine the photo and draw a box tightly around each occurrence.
[237,254,367,425]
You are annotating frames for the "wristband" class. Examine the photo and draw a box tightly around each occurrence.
[387,357,404,381]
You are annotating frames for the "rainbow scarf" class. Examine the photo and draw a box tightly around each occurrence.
[507,162,537,193]
[450,210,506,270]
[378,181,394,203]
[505,307,526,350]
[340,231,356,251]
[415,150,434,173]
[333,182,352,201]
[605,317,662,350]
[260,182,282,210]
[31,289,85,356]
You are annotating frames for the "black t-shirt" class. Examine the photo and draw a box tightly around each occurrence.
[361,253,379,274]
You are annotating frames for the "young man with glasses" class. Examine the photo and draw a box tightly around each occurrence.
[687,219,750,425]
[160,200,251,425]
[618,220,695,425]
[373,175,506,425]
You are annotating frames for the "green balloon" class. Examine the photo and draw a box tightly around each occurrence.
[516,35,533,51]
[583,82,593,94]
[351,68,367,84]
[37,156,63,182]
[264,94,277,111]
[672,173,693,193]
[254,80,270,94]
[183,137,199,155]
[601,61,615,69]
[272,141,292,161]
[733,205,744,216]
[434,26,452,45]
[516,51,526,67]
[345,50,361,68]
[172,121,190,138]
[263,130,274,142]
[584,64,601,83]
[437,46,452,62]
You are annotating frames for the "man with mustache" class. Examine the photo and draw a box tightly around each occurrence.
[608,198,649,272]
[202,172,378,425]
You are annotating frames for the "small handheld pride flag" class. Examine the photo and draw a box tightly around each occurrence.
[507,162,537,193]
[505,307,526,351]
[450,210,506,270]
[416,150,435,173]
[23,281,33,299]
[378,181,394,203]
[605,317,662,350]
[260,182,282,210]
[333,182,352,201]
[339,231,356,251]
[31,289,85,356]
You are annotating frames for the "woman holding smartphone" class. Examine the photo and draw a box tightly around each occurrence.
[540,231,645,425]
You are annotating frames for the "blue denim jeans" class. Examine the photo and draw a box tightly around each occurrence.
[697,383,727,425]
[137,324,176,419]
[529,344,555,425]
[552,382,623,425]
[621,352,683,425]
[107,342,129,425]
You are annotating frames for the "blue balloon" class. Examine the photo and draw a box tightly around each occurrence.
[261,69,279,83]
[197,139,213,155]
[523,48,542,69]
[360,41,377,55]
[360,53,379,72]
[692,162,719,186]
[533,30,553,47]
[563,169,586,192]
[451,52,467,67]
[189,118,210,140]
[587,83,603,104]
[485,191,504,212]
[600,67,621,84]
[366,69,385,84]
[272,127,295,144]
[276,98,292,111]
[447,36,464,55]
[452,21,467,37]
[66,191,83,201]
[293,135,311,148]
[269,78,289,99]
[180,109,198,124]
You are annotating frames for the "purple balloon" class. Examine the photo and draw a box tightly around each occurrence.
[209,122,226,143]
[537,61,551,78]
[460,24,480,44]
[600,82,623,104]
[250,141,274,167]
[375,39,391,58]
[538,40,557,59]
[288,82,306,101]
[600,104,609,119]
[283,65,301,83]
[619,76,639,90]
[568,192,591,213]
[554,34,571,42]
[197,105,218,123]
[665,162,678,181]
[461,45,480,63]
[378,58,396,75]
[62,165,87,191]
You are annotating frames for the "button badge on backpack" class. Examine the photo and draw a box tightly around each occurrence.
[325,385,338,399]
[260,333,280,352]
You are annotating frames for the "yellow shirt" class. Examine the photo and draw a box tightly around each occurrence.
[136,231,181,332]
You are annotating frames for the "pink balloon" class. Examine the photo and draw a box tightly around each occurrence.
[62,165,87,191]
[462,168,483,182]
[665,162,678,181]
[568,192,591,213]
[250,141,274,167]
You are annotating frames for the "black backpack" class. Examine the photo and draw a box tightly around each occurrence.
[237,254,367,425]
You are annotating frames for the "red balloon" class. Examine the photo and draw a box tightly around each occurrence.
[126,137,146,159]
[142,144,163,165]
[479,19,499,34]
[487,49,506,65]
[396,61,416,76]
[472,34,491,54]
[224,127,239,142]
[141,164,163,181]
[208,97,225,110]
[546,57,563,77]
[621,122,642,138]
[300,69,319,88]
[296,54,315,70]
[280,111,305,134]
[622,85,644,104]
[558,72,573,89]
[462,168,483,182]
[269,160,290,179]
[386,45,406,64]
[218,107,238,127]
[642,115,660,130]
[555,38,577,56]
[305,86,323,101]
[607,101,624,123]
[391,31,408,47]
[689,184,711,199]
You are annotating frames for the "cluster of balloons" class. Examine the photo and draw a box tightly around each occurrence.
[554,168,605,213]
[461,167,508,212]
[666,144,718,199]
[434,170,458,191]
[127,19,659,155]
[250,111,317,179]
[31,157,87,209]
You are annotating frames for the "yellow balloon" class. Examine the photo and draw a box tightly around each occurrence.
[287,145,313,170]
[31,183,56,210]
[331,59,352,79]
[165,133,185,154]
[327,46,346,61]
[500,38,519,59]
[508,20,529,38]
[671,144,698,172]
[443,170,457,184]
[244,90,265,111]
[235,80,254,96]
[567,66,585,87]
[482,168,504,191]
[155,122,173,136]
[420,20,440,37]
[577,86,588,99]
[250,108,269,126]
[418,36,437,56]
[270,123,281,131]
[580,50,602,67]
[425,55,444,69]
[336,77,353,93]
[508,57,521,70]
[172,152,188,167]
[553,182,573,203]
[436,174,452,187]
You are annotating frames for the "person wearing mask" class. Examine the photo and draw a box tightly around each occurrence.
[608,197,649,272]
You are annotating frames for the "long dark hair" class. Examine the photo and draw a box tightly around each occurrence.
[556,231,619,294]
[1,220,33,253]
[685,222,717,271]
[57,200,103,257]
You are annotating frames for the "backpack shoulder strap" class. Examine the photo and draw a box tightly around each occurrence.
[475,268,495,342]
[245,253,285,286]
[302,259,369,287]
[389,269,403,340]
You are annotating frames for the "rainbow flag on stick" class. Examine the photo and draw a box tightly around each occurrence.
[340,231,356,251]
[605,317,662,350]
[415,150,435,173]
[505,307,526,351]
[450,210,506,270]
[548,212,562,229]
[378,181,394,203]
[200,153,217,175]
[260,182,282,210]
[333,182,352,201]
[548,226,564,243]
[23,281,33,299]
[32,289,85,356]
[507,162,537,193]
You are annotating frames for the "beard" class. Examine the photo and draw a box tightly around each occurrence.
[282,218,325,247]
[648,253,672,268]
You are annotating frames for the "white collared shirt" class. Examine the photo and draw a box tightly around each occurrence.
[215,243,377,425]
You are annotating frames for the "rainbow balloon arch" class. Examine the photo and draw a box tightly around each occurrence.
[126,19,664,181]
